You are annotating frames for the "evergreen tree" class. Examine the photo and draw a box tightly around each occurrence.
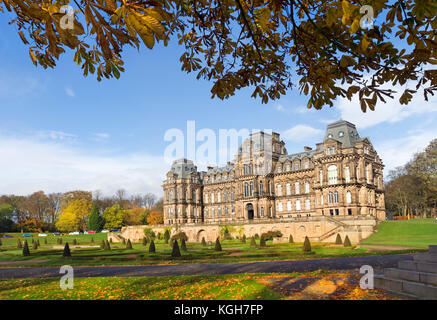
[214,238,222,251]
[22,240,30,256]
[105,240,111,250]
[289,234,294,243]
[171,240,181,257]
[201,237,207,246]
[87,202,104,232]
[32,241,38,250]
[335,234,342,245]
[91,237,94,243]
[72,239,77,245]
[31,238,34,244]
[17,239,22,249]
[241,235,246,243]
[303,236,312,253]
[181,238,187,251]
[126,239,132,249]
[37,239,40,246]
[344,235,352,247]
[250,236,257,247]
[59,238,63,244]
[164,229,170,244]
[100,240,105,249]
[149,240,156,253]
[142,237,148,246]
[63,242,71,257]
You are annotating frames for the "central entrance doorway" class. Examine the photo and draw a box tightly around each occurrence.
[246,203,254,220]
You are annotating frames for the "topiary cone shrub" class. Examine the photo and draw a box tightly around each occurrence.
[260,237,266,247]
[214,238,222,251]
[44,238,47,244]
[149,240,156,253]
[17,239,22,249]
[303,236,312,253]
[335,234,342,245]
[250,236,257,248]
[181,238,187,251]
[63,243,71,257]
[142,237,148,246]
[59,238,63,244]
[122,238,126,245]
[171,240,181,257]
[0,239,2,246]
[100,240,105,249]
[126,239,132,249]
[289,235,294,243]
[242,235,246,243]
[72,239,77,245]
[344,235,352,247]
[37,239,40,246]
[201,237,207,246]
[32,241,38,250]
[105,240,111,250]
[91,237,94,243]
[22,240,30,256]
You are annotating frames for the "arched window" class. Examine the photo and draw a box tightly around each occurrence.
[205,209,209,217]
[346,190,352,204]
[295,182,300,194]
[217,192,221,202]
[304,181,310,194]
[296,200,301,211]
[328,192,333,204]
[243,165,247,175]
[224,192,228,202]
[277,165,282,173]
[249,164,253,175]
[295,162,300,170]
[211,208,215,218]
[211,193,215,203]
[286,183,291,195]
[345,166,350,183]
[249,182,254,197]
[244,183,249,197]
[259,181,263,196]
[334,191,339,203]
[328,165,338,185]
[305,199,310,210]
[286,164,291,171]
[287,201,292,211]
[260,207,264,217]
[277,184,282,196]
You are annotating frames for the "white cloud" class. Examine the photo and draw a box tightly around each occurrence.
[65,87,75,97]
[93,133,110,141]
[336,84,437,129]
[375,128,437,176]
[0,134,167,197]
[282,125,323,143]
[37,130,77,141]
[275,104,285,111]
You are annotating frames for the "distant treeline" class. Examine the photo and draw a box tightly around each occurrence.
[385,139,437,218]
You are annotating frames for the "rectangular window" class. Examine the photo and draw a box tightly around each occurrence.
[345,167,350,183]
[260,207,264,217]
[296,200,301,211]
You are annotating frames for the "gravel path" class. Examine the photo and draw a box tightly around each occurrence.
[0,254,413,279]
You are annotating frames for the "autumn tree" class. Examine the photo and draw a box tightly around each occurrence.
[56,198,93,232]
[0,204,14,232]
[146,211,163,225]
[102,204,126,230]
[124,207,149,225]
[2,0,436,110]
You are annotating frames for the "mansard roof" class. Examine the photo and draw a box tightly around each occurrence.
[324,119,361,148]
[278,150,316,163]
[170,158,197,178]
[206,163,235,174]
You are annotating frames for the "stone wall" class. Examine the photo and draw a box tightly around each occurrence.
[108,215,378,245]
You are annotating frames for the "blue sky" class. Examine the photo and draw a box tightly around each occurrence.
[1,13,437,198]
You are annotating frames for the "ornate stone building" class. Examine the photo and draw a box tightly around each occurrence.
[162,120,386,226]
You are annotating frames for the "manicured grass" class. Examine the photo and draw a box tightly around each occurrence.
[0,271,395,300]
[361,219,437,249]
[0,234,424,267]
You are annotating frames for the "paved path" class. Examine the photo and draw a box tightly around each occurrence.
[0,254,413,279]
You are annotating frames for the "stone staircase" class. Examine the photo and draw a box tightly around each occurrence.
[375,245,437,299]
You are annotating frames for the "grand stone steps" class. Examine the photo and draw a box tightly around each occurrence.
[374,245,437,299]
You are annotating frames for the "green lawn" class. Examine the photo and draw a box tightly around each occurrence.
[0,232,425,267]
[361,219,437,249]
[0,271,394,300]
